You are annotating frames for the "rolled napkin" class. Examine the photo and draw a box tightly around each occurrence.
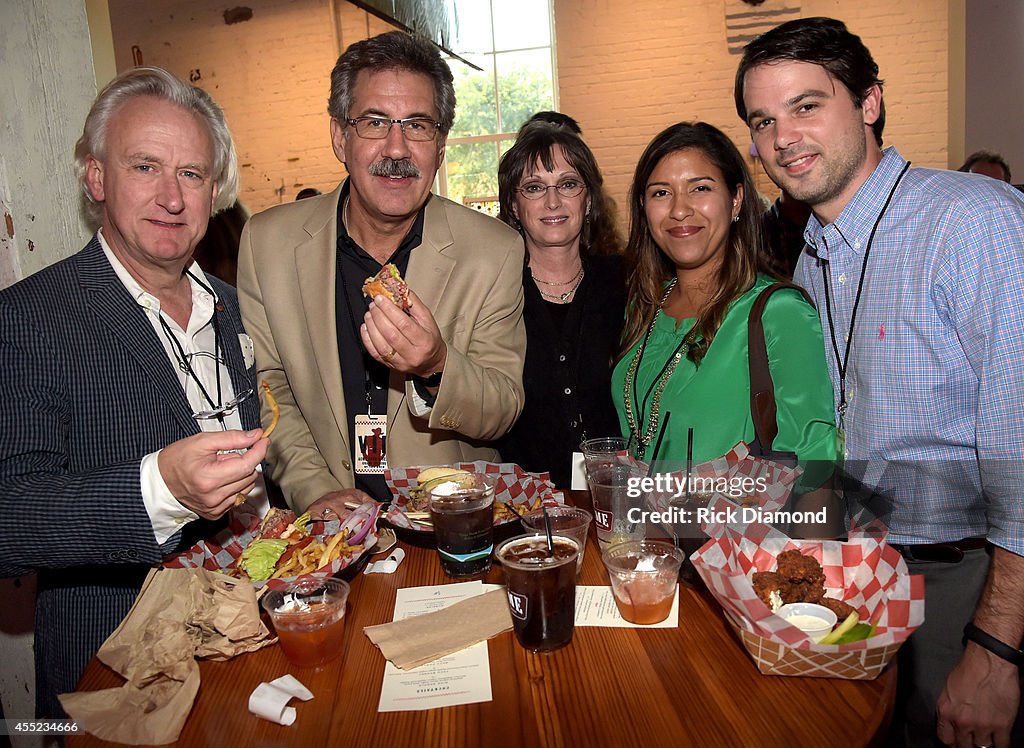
[364,547,406,574]
[248,674,314,726]
[364,587,512,669]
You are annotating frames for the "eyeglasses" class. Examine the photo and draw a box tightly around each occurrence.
[345,116,442,142]
[193,386,254,421]
[515,179,586,200]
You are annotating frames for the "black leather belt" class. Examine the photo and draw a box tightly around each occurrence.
[891,537,988,563]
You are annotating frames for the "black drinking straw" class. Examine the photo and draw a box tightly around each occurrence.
[685,427,694,501]
[542,505,555,557]
[648,412,672,469]
[648,413,672,545]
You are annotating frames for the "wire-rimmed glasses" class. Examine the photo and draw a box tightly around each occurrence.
[515,179,586,200]
[192,386,254,422]
[345,116,441,141]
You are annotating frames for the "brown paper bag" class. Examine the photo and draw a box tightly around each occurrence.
[60,567,274,744]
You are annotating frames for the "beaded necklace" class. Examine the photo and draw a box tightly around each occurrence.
[622,279,697,457]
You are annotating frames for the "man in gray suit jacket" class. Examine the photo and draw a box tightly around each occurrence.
[238,32,526,516]
[0,68,268,718]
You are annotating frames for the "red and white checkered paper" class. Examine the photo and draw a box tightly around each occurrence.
[383,461,563,531]
[643,442,803,536]
[691,528,925,680]
[163,504,378,592]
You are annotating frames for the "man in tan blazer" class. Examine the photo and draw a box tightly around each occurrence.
[238,31,525,515]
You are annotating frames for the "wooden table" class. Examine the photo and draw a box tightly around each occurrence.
[71,493,895,748]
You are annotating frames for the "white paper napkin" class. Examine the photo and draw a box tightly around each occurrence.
[365,548,406,574]
[248,674,313,725]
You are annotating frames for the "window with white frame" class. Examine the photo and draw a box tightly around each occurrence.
[439,0,555,214]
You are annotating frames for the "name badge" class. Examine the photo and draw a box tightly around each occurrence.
[354,414,388,474]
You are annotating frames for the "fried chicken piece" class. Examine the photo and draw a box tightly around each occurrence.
[751,571,789,606]
[776,549,825,583]
[788,578,826,603]
[820,596,856,620]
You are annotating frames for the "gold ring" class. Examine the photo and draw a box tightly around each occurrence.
[382,348,398,362]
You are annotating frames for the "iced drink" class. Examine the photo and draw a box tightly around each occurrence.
[496,533,579,651]
[262,578,349,667]
[521,506,592,574]
[587,464,646,549]
[602,541,684,625]
[429,473,497,577]
[580,436,629,475]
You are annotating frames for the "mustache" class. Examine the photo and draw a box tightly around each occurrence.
[369,158,421,179]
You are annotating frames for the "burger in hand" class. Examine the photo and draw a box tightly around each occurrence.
[362,263,411,311]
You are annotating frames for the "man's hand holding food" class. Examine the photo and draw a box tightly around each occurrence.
[159,429,269,520]
[362,283,447,380]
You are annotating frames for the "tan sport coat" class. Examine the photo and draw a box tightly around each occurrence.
[238,185,526,512]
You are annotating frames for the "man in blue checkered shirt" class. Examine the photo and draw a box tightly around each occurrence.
[736,17,1024,748]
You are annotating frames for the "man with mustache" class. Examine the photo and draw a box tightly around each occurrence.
[736,17,1024,748]
[238,32,526,516]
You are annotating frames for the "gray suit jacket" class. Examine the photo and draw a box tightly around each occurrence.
[238,186,526,511]
[0,237,259,717]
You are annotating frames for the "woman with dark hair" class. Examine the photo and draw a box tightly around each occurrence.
[496,120,626,486]
[613,122,835,467]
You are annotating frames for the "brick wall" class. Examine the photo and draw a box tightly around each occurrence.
[554,0,951,215]
[108,0,359,212]
[106,0,952,218]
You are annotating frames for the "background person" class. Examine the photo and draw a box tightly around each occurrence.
[735,17,1024,748]
[238,31,526,517]
[611,121,835,471]
[958,149,1012,183]
[760,188,812,279]
[496,120,625,487]
[0,67,266,717]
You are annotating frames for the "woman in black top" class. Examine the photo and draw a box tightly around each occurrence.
[496,120,626,486]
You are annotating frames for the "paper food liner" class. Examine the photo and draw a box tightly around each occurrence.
[383,461,563,531]
[642,442,803,538]
[61,567,274,744]
[163,503,378,591]
[691,528,924,680]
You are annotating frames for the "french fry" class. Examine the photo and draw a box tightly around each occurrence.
[261,381,280,438]
[270,555,299,579]
[320,532,347,569]
[233,382,282,506]
[298,542,325,575]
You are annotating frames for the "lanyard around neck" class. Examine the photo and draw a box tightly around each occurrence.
[158,271,224,421]
[820,160,910,421]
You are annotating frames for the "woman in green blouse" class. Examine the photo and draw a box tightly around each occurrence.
[612,122,835,471]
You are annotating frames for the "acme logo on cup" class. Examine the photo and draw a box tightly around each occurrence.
[593,507,612,532]
[507,590,528,620]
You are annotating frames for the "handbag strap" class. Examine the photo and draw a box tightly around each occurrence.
[748,282,815,452]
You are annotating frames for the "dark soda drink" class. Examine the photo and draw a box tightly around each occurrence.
[430,475,496,577]
[496,534,579,651]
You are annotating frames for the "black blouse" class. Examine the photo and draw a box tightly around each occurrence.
[498,254,627,487]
